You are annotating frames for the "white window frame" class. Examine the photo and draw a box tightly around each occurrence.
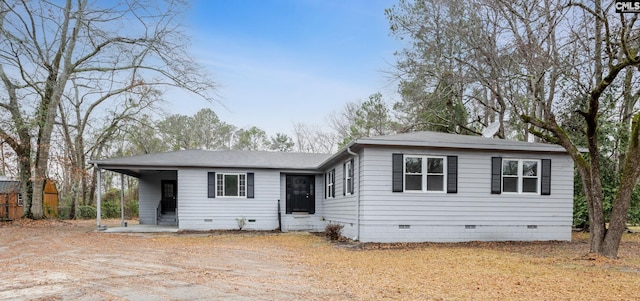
[216,173,247,198]
[345,160,354,195]
[326,169,335,199]
[501,159,541,194]
[403,155,447,193]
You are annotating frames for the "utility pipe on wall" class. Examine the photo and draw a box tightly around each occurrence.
[346,146,360,241]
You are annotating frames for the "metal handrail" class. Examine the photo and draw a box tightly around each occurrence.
[155,201,162,225]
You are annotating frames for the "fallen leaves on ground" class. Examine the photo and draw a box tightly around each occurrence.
[1,219,639,300]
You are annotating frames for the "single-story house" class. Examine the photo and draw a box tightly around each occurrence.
[90,131,574,242]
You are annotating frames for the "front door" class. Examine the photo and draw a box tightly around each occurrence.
[286,175,315,214]
[161,180,177,213]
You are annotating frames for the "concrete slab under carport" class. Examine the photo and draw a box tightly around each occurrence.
[101,224,178,233]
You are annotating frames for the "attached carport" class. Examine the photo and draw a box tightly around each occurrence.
[89,158,178,231]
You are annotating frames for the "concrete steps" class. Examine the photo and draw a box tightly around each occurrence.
[158,211,177,226]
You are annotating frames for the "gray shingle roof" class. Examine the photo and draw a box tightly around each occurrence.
[317,131,568,169]
[91,150,331,170]
[92,131,569,173]
[354,131,566,152]
[0,181,21,194]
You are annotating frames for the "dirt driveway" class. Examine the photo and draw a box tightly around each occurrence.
[2,219,640,300]
[0,220,336,301]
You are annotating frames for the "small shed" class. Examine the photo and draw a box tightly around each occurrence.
[43,179,59,218]
[0,181,22,221]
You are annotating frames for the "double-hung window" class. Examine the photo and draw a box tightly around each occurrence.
[502,159,539,193]
[325,169,335,198]
[344,159,354,195]
[216,173,247,197]
[404,156,445,192]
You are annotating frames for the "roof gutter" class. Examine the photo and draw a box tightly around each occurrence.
[346,146,360,241]
[317,140,358,170]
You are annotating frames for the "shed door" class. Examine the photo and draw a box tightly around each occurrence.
[0,194,8,220]
[286,175,315,214]
[161,180,177,213]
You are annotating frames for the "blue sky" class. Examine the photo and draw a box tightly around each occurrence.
[170,0,402,136]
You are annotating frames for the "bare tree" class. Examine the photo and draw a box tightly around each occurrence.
[329,101,360,144]
[519,0,640,258]
[57,80,160,218]
[293,123,338,154]
[0,0,215,218]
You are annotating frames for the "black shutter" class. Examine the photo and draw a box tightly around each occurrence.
[332,169,335,197]
[491,157,502,194]
[343,163,346,196]
[207,172,216,198]
[324,172,327,198]
[349,158,355,194]
[392,153,403,192]
[285,176,292,214]
[447,156,458,193]
[541,159,551,195]
[247,173,255,198]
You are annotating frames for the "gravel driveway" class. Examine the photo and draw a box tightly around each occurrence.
[0,220,337,301]
[3,219,640,300]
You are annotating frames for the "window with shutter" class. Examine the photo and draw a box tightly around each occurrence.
[393,154,456,193]
[213,173,248,198]
[494,158,549,194]
[345,159,354,195]
[325,169,335,199]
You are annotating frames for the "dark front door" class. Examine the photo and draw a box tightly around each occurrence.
[161,180,177,213]
[286,175,315,214]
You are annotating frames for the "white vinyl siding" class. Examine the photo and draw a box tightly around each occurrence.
[178,168,278,230]
[323,156,360,239]
[138,170,177,225]
[358,147,573,243]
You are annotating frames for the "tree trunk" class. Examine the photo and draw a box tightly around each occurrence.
[31,142,50,219]
[18,151,33,218]
[601,113,640,257]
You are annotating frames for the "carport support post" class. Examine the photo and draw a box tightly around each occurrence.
[120,174,125,227]
[95,164,102,229]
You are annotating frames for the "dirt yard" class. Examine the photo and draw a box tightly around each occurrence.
[1,220,639,300]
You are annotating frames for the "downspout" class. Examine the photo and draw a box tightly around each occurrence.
[346,146,360,241]
[277,199,282,231]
